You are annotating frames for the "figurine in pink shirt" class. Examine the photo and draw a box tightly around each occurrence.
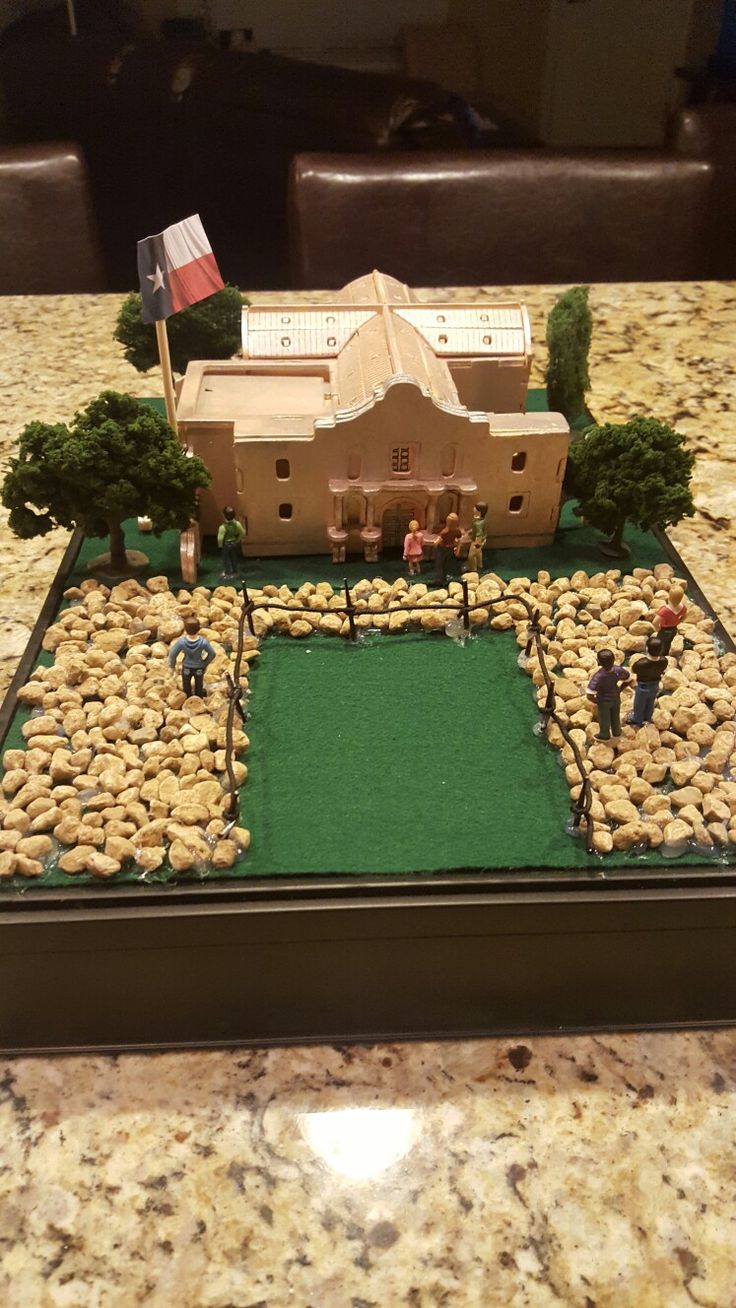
[653,584,687,656]
[403,519,424,575]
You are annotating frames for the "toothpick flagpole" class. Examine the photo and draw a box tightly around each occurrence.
[155,319,179,436]
[66,0,77,36]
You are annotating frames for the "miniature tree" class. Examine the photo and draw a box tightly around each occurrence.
[1,390,211,573]
[545,285,593,424]
[115,284,245,374]
[564,416,695,557]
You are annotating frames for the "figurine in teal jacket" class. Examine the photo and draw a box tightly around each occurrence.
[168,617,216,698]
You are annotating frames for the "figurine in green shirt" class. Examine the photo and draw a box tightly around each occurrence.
[464,501,488,574]
[217,506,245,578]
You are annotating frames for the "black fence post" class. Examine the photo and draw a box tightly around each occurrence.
[242,583,256,637]
[344,577,357,642]
[461,578,470,632]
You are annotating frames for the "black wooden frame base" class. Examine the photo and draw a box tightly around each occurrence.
[1,527,735,1052]
[3,874,736,1052]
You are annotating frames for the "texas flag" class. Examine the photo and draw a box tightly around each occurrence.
[137,214,224,324]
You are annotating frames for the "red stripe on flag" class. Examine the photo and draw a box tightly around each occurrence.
[168,252,225,313]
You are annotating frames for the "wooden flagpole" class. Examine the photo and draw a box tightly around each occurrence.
[155,319,179,436]
[66,0,77,36]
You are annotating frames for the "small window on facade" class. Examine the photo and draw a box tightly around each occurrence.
[483,334,492,345]
[391,446,411,475]
[508,494,524,513]
[441,443,456,477]
[511,451,526,472]
[347,450,361,480]
[438,334,448,344]
[279,503,293,520]
[275,458,290,480]
[281,336,291,347]
[281,315,291,324]
[327,336,336,347]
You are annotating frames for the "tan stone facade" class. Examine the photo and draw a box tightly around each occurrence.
[176,271,570,561]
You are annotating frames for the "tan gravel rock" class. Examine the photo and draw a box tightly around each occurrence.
[0,850,17,877]
[136,846,166,873]
[670,787,704,810]
[29,806,64,833]
[57,845,95,874]
[3,808,31,833]
[604,799,640,825]
[168,839,197,871]
[211,839,238,869]
[586,743,615,770]
[104,836,136,863]
[15,854,44,878]
[86,851,121,879]
[611,820,648,850]
[16,835,52,859]
[663,818,694,849]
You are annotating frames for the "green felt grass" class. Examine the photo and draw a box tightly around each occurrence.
[242,630,592,874]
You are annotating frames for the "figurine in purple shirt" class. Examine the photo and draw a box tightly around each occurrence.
[168,616,216,698]
[587,648,631,741]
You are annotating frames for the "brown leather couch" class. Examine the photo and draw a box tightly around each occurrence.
[0,141,105,294]
[289,149,718,288]
[0,34,474,292]
[667,104,736,278]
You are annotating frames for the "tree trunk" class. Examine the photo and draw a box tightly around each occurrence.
[108,519,127,572]
[599,516,630,558]
[609,518,626,555]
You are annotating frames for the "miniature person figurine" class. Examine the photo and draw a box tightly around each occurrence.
[653,584,687,656]
[586,648,631,741]
[403,519,424,575]
[434,512,462,586]
[464,501,488,574]
[168,616,216,699]
[217,506,245,579]
[628,636,668,727]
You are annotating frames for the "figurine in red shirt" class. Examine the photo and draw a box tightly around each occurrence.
[653,584,687,656]
[433,512,462,585]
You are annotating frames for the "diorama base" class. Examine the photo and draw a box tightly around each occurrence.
[1,514,735,1053]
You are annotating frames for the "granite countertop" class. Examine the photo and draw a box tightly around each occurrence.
[1,284,735,1306]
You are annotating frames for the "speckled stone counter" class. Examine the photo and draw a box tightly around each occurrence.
[1,285,736,1307]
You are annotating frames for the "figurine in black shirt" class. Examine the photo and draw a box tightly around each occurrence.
[628,637,668,726]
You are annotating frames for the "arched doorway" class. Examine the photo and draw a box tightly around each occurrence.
[436,490,458,527]
[382,499,421,548]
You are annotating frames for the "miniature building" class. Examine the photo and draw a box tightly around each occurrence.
[177,271,570,561]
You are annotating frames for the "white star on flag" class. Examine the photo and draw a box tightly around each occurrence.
[148,264,165,293]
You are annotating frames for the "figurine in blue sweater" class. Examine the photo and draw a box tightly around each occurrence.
[168,616,216,698]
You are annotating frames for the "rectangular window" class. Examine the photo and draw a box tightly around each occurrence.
[508,493,529,515]
[275,458,290,480]
[391,446,412,475]
[278,503,293,520]
[511,451,526,472]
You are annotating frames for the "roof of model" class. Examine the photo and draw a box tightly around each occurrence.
[242,269,531,365]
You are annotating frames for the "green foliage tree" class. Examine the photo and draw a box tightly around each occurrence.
[545,285,593,424]
[114,285,245,374]
[1,390,211,572]
[564,416,695,556]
